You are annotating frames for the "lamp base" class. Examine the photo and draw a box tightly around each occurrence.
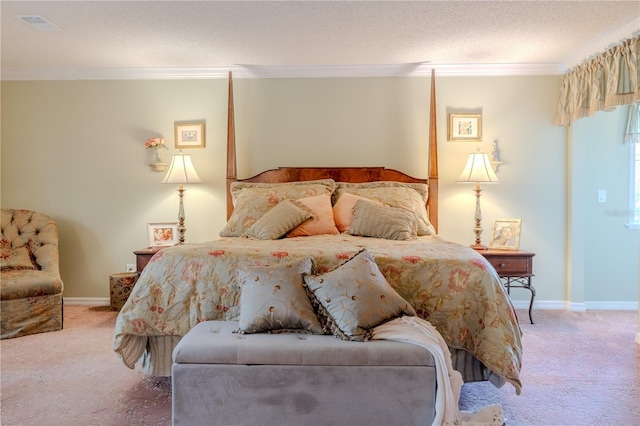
[471,243,488,250]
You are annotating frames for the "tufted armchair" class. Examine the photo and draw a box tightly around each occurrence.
[1,209,64,339]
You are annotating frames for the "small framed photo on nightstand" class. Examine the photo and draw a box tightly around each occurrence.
[489,219,521,250]
[147,222,179,247]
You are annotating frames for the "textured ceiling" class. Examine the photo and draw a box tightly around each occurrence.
[1,0,639,79]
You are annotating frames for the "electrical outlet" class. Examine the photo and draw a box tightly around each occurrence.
[126,264,136,272]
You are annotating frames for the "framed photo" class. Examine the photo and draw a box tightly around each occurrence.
[174,121,205,149]
[147,222,179,247]
[489,219,521,250]
[448,113,482,142]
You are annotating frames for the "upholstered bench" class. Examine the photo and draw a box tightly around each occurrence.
[172,321,437,426]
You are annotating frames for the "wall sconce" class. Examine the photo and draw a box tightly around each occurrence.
[161,152,202,244]
[490,140,503,173]
[457,150,500,249]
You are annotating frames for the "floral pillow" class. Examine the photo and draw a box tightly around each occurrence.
[220,179,336,237]
[333,181,435,236]
[285,193,340,237]
[0,245,38,271]
[237,257,323,334]
[303,249,415,341]
[243,200,313,240]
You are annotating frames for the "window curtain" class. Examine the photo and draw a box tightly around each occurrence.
[556,35,639,126]
[625,101,640,144]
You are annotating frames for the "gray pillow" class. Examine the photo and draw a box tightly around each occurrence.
[303,249,416,341]
[243,200,313,240]
[347,199,418,240]
[238,257,323,334]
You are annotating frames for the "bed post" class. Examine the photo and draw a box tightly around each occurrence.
[226,71,237,220]
[428,69,439,233]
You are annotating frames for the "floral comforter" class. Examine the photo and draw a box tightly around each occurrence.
[113,234,522,392]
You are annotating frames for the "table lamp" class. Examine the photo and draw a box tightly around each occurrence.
[457,150,499,249]
[161,152,202,244]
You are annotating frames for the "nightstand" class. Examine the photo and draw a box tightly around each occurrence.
[133,246,164,273]
[476,249,536,324]
[109,247,163,311]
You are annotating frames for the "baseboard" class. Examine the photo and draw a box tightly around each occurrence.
[568,302,587,312]
[509,300,638,311]
[584,301,639,310]
[64,297,110,307]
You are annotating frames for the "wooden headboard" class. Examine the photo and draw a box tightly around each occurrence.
[225,71,439,233]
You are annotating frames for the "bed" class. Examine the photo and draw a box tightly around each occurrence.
[113,71,523,394]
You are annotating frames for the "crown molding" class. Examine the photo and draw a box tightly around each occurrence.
[562,20,640,70]
[1,62,565,81]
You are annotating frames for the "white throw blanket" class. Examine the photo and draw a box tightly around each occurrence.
[372,316,504,426]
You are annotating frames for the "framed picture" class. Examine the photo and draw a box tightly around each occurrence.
[147,222,179,247]
[174,121,205,149]
[489,219,521,250]
[448,113,482,142]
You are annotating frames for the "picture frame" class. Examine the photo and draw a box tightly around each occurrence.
[174,121,205,149]
[489,219,522,250]
[147,222,179,247]
[448,113,482,142]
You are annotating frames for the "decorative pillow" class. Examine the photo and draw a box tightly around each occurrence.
[303,249,415,341]
[333,181,435,236]
[286,193,340,237]
[238,257,323,334]
[332,192,383,233]
[0,245,38,271]
[243,200,313,240]
[348,199,418,241]
[220,179,336,237]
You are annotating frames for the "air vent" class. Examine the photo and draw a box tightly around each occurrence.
[16,15,62,32]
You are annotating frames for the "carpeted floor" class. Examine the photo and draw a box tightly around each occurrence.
[1,306,638,425]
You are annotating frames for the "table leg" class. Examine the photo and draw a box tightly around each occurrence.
[524,278,536,325]
[502,276,535,324]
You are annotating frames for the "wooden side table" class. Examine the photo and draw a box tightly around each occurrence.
[134,246,164,273]
[109,247,164,311]
[475,249,536,324]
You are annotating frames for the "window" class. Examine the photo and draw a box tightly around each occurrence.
[630,143,640,228]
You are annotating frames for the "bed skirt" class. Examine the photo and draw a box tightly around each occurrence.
[132,334,504,386]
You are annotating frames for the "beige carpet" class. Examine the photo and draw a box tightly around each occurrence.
[1,306,639,425]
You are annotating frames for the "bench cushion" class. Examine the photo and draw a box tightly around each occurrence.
[173,320,435,367]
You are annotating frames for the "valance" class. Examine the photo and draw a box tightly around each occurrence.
[556,35,640,126]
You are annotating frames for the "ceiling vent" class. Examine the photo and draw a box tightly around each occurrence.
[16,15,62,32]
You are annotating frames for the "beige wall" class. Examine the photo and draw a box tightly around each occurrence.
[1,75,636,308]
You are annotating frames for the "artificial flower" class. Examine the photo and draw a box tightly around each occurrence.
[145,137,166,149]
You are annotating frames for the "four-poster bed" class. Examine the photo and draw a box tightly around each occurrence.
[114,71,523,395]
[225,71,439,231]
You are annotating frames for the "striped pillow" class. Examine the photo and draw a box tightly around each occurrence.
[243,200,313,240]
[347,199,418,241]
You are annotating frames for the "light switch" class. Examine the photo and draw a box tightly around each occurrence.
[597,190,607,203]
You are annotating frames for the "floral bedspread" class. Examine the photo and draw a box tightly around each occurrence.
[113,234,522,392]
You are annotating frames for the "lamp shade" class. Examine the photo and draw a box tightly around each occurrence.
[457,152,499,183]
[161,153,202,184]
